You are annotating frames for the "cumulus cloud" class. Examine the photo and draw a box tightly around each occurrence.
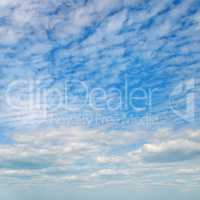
[0,127,199,188]
[131,129,200,163]
[133,139,200,163]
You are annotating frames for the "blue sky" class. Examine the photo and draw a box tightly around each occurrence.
[0,0,200,199]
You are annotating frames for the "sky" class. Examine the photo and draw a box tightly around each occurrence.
[0,0,200,199]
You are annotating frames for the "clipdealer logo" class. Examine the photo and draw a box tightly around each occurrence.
[169,79,196,122]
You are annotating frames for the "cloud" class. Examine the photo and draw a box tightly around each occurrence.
[0,0,199,130]
[134,139,200,163]
[0,127,199,188]
[131,129,200,163]
[0,0,200,191]
[90,168,130,177]
[96,156,125,164]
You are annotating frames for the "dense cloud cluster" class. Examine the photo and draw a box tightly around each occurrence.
[0,127,199,188]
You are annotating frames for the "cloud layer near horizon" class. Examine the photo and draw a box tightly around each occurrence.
[0,127,199,189]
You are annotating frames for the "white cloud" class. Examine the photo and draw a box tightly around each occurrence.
[90,168,130,177]
[96,156,125,164]
[0,0,18,7]
[105,10,127,33]
[0,27,22,45]
[0,127,198,187]
[131,130,200,163]
[0,0,200,190]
